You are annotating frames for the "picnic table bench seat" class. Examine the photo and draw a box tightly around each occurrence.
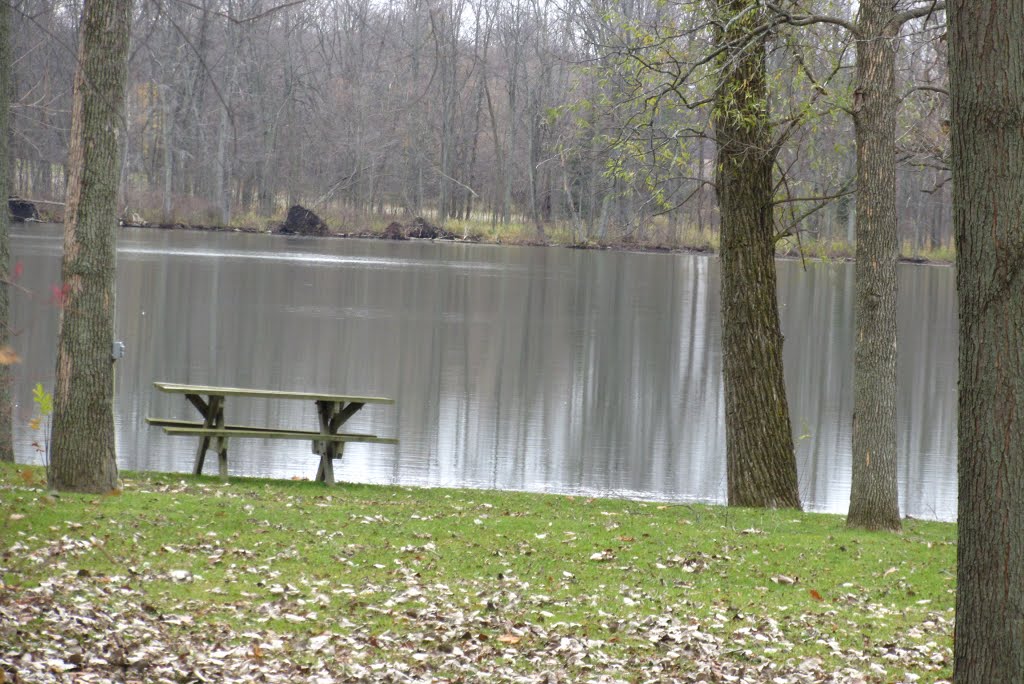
[145,417,398,444]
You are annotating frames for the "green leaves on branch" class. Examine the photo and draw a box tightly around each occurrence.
[32,383,52,419]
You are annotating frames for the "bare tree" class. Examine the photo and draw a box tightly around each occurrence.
[847,0,944,531]
[763,0,946,530]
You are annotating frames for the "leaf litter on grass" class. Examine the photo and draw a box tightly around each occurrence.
[0,471,954,683]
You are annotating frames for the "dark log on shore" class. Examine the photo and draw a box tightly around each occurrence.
[385,217,456,240]
[8,198,39,222]
[277,205,329,236]
[383,222,408,240]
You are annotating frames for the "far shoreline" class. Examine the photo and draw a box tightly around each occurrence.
[22,214,956,266]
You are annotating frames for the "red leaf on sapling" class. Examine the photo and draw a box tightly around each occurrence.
[49,282,71,307]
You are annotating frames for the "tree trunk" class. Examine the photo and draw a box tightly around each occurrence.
[847,0,901,531]
[483,78,506,227]
[216,104,231,225]
[464,72,484,222]
[215,35,237,227]
[696,135,707,235]
[161,91,174,223]
[48,0,131,493]
[528,107,544,239]
[0,0,13,463]
[950,3,1024,679]
[713,0,800,510]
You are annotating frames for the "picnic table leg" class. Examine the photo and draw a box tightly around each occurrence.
[313,437,327,482]
[188,394,225,476]
[214,402,229,480]
[314,400,364,484]
[318,442,344,486]
[314,401,336,482]
[313,444,325,481]
[193,437,209,475]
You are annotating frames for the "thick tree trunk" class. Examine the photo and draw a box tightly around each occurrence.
[48,0,131,493]
[0,0,13,463]
[847,1,901,531]
[713,0,800,510]
[950,3,1024,679]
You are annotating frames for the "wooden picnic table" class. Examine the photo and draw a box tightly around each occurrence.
[148,381,397,484]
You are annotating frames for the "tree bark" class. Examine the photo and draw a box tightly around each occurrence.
[847,0,901,531]
[950,2,1024,679]
[0,0,14,463]
[713,0,800,510]
[48,0,131,493]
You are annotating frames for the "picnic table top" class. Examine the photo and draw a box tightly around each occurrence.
[153,381,395,405]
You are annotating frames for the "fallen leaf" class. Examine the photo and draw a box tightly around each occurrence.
[0,346,21,365]
[308,634,331,652]
[770,574,798,585]
[498,634,520,644]
[809,589,823,601]
[798,657,823,673]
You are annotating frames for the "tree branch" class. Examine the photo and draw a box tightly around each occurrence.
[901,84,949,102]
[170,0,308,25]
[892,1,946,29]
[764,3,860,38]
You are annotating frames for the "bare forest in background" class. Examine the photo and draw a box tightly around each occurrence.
[9,0,949,248]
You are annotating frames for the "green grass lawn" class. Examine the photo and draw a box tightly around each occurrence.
[0,463,954,683]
